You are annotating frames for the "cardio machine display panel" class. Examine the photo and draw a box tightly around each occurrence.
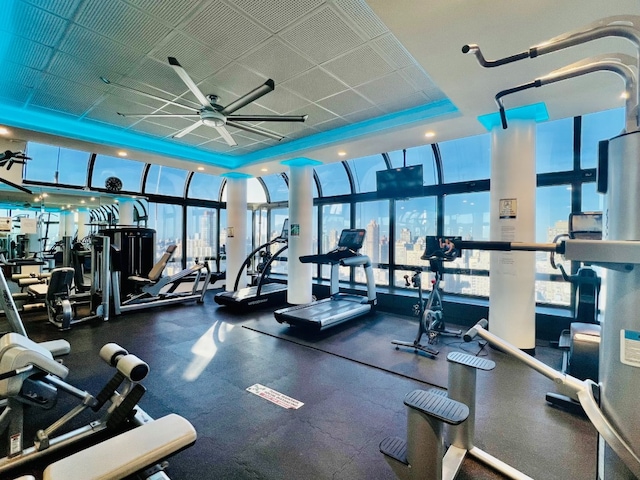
[569,212,602,240]
[337,229,366,251]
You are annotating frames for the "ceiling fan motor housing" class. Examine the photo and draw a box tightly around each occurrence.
[201,109,226,127]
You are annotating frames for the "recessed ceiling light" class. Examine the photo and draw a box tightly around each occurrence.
[0,127,10,135]
[117,151,127,157]
[425,131,435,138]
[260,168,268,172]
[197,166,205,171]
[80,200,86,204]
[90,197,96,201]
[338,151,346,156]
[621,91,630,99]
[41,193,48,198]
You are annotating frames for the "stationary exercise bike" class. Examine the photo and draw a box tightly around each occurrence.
[392,236,462,359]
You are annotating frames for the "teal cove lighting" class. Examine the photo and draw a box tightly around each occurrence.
[280,158,322,167]
[220,172,253,179]
[478,103,549,131]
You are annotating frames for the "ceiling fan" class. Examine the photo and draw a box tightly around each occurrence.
[104,57,308,146]
[0,151,32,194]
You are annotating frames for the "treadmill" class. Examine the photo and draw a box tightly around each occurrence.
[214,220,289,309]
[274,228,377,331]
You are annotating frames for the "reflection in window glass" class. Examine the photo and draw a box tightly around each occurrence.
[25,142,89,185]
[315,162,351,196]
[219,209,227,273]
[438,134,490,183]
[581,108,625,169]
[321,204,351,279]
[388,145,437,185]
[536,117,573,173]
[536,185,571,305]
[186,206,218,270]
[189,173,223,201]
[145,165,188,197]
[260,174,288,203]
[92,155,144,192]
[347,154,386,193]
[148,202,183,275]
[269,208,288,274]
[394,197,436,287]
[355,200,389,286]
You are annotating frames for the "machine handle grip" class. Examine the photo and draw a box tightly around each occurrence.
[463,319,488,342]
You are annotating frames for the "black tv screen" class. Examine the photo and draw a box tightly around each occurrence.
[376,165,423,198]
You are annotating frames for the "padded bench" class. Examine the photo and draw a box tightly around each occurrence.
[43,414,197,480]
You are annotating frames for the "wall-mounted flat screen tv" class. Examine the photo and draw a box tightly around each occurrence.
[376,165,423,198]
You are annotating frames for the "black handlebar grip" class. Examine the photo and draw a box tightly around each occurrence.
[463,319,488,342]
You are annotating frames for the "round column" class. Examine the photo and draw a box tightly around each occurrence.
[287,165,313,304]
[489,119,536,352]
[118,199,135,226]
[77,210,90,240]
[225,177,248,292]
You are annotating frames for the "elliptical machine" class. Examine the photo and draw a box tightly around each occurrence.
[392,236,462,359]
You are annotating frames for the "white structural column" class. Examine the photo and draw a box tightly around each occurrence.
[225,177,248,292]
[287,165,313,304]
[63,211,75,237]
[118,200,134,226]
[489,119,536,351]
[77,210,90,240]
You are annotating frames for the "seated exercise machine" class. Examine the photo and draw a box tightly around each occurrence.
[112,243,212,315]
[215,220,289,310]
[391,236,462,359]
[0,332,196,479]
[274,228,377,332]
[547,212,602,412]
[25,268,75,331]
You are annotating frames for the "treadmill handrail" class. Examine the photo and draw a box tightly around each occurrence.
[255,243,288,296]
[233,236,288,291]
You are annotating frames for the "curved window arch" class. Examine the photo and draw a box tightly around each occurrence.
[91,155,145,192]
[438,134,491,182]
[347,154,386,193]
[144,165,188,197]
[260,173,288,203]
[188,172,223,201]
[25,142,89,186]
[220,178,267,203]
[314,162,351,197]
[388,145,437,185]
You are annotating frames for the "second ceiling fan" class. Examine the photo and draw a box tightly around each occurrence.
[114,57,308,146]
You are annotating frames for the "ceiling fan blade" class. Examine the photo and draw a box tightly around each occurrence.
[100,77,198,110]
[117,112,200,118]
[221,79,275,115]
[227,114,308,123]
[168,57,210,106]
[172,120,204,138]
[226,120,284,141]
[214,126,237,146]
[0,177,32,194]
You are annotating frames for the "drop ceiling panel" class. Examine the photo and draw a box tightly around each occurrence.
[126,58,192,98]
[378,91,429,113]
[332,0,388,40]
[0,82,33,105]
[48,52,114,91]
[4,62,43,89]
[372,33,417,69]
[252,86,309,115]
[322,44,394,87]
[356,71,418,106]
[400,65,439,92]
[206,63,269,98]
[317,90,374,117]
[75,0,172,53]
[288,104,337,127]
[13,2,69,46]
[9,36,54,71]
[23,0,81,17]
[233,0,324,33]
[343,105,385,123]
[280,5,365,63]
[125,0,201,25]
[239,38,315,83]
[181,1,271,58]
[281,67,348,102]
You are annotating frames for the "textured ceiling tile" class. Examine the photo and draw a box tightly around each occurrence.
[126,57,193,98]
[355,71,417,105]
[0,80,32,105]
[377,91,429,114]
[4,61,43,89]
[125,0,201,26]
[11,2,69,46]
[23,0,81,17]
[332,0,388,40]
[233,0,324,32]
[48,51,115,91]
[8,35,54,70]
[322,44,394,87]
[59,24,148,76]
[149,33,232,82]
[75,0,171,53]
[281,67,348,102]
[400,65,440,92]
[207,63,268,98]
[280,5,364,63]
[372,33,416,69]
[317,89,374,117]
[313,116,349,132]
[182,1,271,58]
[253,86,309,115]
[240,38,314,83]
[343,105,385,123]
[288,103,337,127]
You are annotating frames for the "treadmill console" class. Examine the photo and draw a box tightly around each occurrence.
[569,212,602,240]
[278,219,289,242]
[336,229,366,252]
[422,236,461,261]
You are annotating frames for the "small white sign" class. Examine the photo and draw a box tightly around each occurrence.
[247,383,304,409]
[620,330,640,368]
[20,217,37,234]
[499,198,517,219]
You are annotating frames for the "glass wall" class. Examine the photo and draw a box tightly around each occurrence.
[354,200,389,286]
[92,155,145,192]
[148,202,183,275]
[25,143,89,185]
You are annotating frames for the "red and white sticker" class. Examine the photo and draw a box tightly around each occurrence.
[246,384,304,409]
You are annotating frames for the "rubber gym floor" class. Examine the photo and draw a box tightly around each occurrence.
[10,289,595,479]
